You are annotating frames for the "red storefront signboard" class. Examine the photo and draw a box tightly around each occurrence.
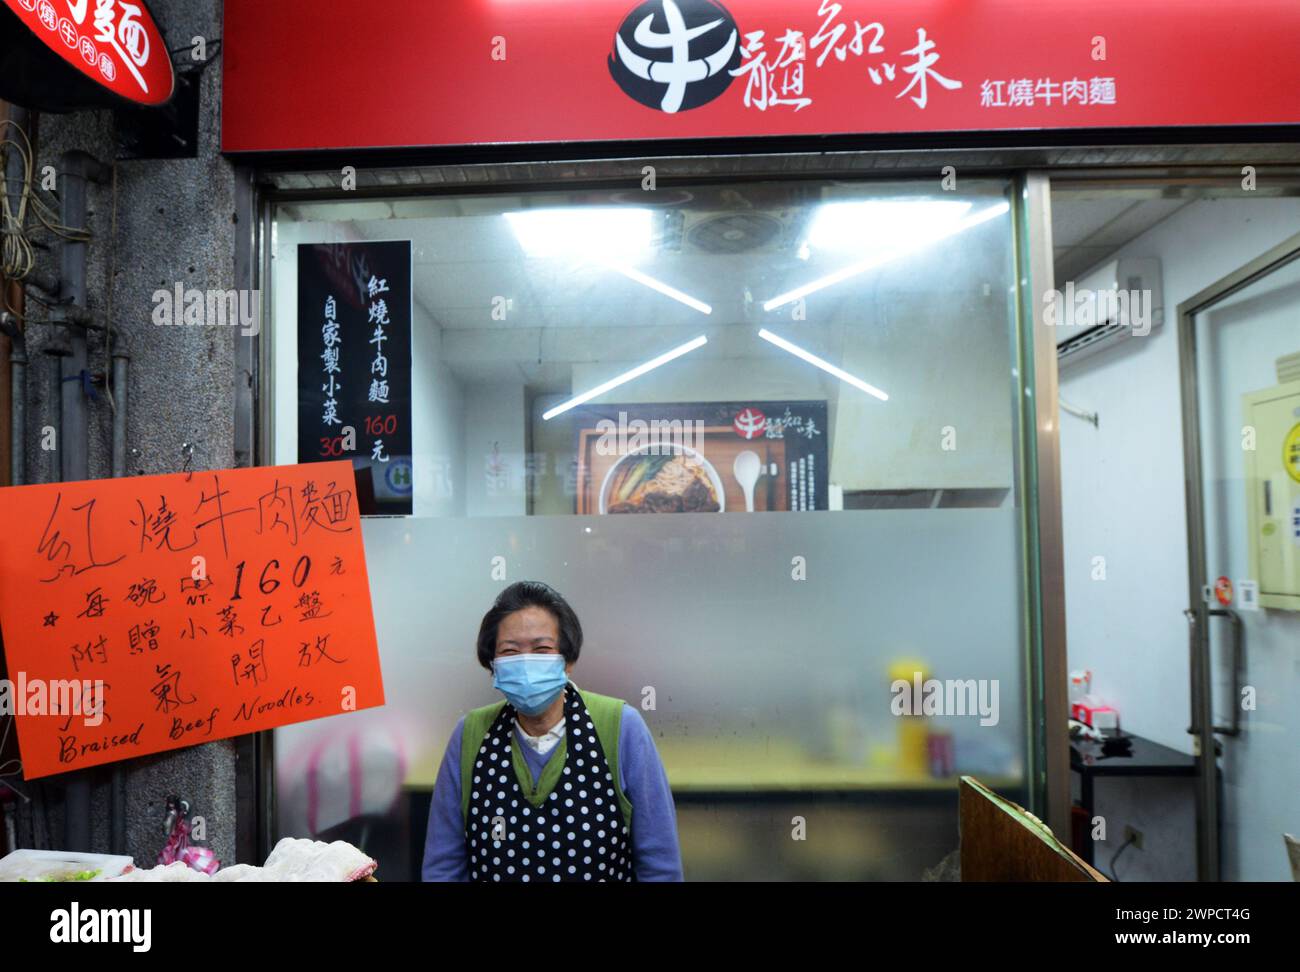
[2,0,174,106]
[222,0,1300,153]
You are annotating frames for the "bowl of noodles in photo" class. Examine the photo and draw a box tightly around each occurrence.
[598,444,725,514]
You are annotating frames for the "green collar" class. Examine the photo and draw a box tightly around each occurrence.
[510,728,568,808]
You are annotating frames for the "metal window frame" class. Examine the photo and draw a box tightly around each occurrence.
[1013,172,1070,840]
[232,161,276,865]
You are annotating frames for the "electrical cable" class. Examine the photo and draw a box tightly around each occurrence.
[168,37,221,66]
[1107,834,1136,881]
[0,117,94,325]
[0,714,27,805]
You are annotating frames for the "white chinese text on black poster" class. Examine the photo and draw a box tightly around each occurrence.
[297,241,413,516]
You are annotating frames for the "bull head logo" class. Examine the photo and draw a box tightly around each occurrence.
[609,0,741,113]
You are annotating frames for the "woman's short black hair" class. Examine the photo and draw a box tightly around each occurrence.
[476,581,583,672]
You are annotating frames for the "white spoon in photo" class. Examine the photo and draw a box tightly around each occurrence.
[733,450,761,512]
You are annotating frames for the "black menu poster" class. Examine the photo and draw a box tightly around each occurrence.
[297,241,413,516]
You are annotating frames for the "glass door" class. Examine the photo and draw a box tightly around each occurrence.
[1182,231,1300,881]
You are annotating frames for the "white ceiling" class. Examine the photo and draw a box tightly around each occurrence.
[1051,193,1192,283]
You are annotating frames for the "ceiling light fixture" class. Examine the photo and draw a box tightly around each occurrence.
[505,207,710,314]
[758,328,889,401]
[764,200,1011,311]
[804,199,972,253]
[542,335,709,420]
[600,261,712,315]
[504,207,653,261]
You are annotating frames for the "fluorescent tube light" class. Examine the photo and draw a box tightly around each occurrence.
[758,328,889,402]
[805,200,972,253]
[505,208,653,261]
[601,261,712,315]
[542,335,709,420]
[764,201,1011,311]
[505,207,710,314]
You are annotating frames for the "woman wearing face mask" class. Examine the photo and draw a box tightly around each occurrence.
[422,581,683,882]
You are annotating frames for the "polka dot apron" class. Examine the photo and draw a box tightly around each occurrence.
[466,684,633,882]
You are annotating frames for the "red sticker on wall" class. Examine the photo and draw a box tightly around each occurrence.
[1214,576,1234,606]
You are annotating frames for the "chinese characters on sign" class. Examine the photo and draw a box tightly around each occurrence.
[730,3,962,113]
[3,0,174,105]
[734,28,812,111]
[0,461,385,779]
[221,0,1300,152]
[980,77,1117,108]
[297,242,413,516]
[367,274,391,460]
[321,295,341,428]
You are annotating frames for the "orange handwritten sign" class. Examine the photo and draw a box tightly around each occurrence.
[0,461,384,779]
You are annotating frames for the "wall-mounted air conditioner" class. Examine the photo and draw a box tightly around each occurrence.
[1052,257,1164,367]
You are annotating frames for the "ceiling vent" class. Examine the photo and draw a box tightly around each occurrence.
[684,211,786,254]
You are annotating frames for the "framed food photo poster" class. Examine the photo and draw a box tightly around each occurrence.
[571,401,828,515]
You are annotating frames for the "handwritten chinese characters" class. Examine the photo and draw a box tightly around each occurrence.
[0,461,384,780]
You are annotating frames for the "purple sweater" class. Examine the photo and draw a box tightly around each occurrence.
[422,703,683,881]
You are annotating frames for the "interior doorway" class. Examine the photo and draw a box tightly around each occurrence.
[1180,229,1300,881]
[1053,174,1300,881]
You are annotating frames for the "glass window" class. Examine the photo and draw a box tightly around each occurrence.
[268,177,1031,880]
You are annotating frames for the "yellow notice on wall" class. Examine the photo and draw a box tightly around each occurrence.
[1284,422,1300,484]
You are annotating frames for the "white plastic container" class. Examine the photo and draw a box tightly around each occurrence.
[0,848,134,882]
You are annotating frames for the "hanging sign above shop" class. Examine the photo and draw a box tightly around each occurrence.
[0,0,174,109]
[222,0,1300,153]
[0,461,385,780]
[297,242,414,517]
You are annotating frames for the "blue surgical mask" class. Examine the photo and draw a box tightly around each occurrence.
[492,654,568,715]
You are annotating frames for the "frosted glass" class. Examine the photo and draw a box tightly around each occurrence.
[275,508,1025,838]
